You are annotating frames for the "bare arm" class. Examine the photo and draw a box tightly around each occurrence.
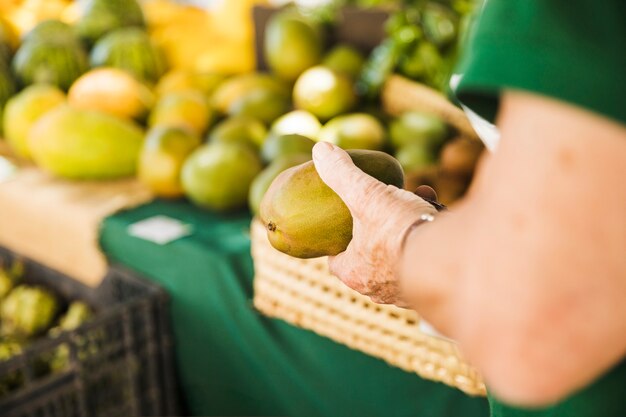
[400,90,626,406]
[312,90,626,407]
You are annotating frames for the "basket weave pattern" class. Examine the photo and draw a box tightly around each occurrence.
[251,220,486,396]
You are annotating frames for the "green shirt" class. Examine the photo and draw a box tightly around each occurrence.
[455,0,626,127]
[453,0,626,415]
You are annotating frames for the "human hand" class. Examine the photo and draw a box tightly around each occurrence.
[312,142,438,305]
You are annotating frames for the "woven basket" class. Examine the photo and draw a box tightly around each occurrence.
[251,220,486,396]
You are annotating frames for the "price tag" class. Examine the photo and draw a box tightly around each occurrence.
[128,215,193,245]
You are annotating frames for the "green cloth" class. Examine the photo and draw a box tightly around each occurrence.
[455,0,626,126]
[453,0,626,415]
[100,200,490,417]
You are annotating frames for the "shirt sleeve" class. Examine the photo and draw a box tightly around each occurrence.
[453,0,626,126]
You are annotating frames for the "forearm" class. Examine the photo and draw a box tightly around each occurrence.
[398,91,626,406]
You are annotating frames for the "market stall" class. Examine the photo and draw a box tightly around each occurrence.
[2,0,623,416]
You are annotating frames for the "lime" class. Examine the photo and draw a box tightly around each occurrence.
[261,133,316,164]
[293,66,356,121]
[389,111,448,151]
[227,88,290,125]
[138,126,201,198]
[270,110,322,140]
[322,44,365,79]
[181,142,263,212]
[208,116,268,149]
[318,113,386,151]
[395,143,437,173]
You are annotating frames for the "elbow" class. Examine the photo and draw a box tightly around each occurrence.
[458,313,597,408]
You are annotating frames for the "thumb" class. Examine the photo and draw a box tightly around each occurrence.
[312,142,386,211]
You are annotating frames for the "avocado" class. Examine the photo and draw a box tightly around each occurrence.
[260,150,404,258]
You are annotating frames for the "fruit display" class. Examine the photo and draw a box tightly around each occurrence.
[0,2,483,218]
[359,0,474,97]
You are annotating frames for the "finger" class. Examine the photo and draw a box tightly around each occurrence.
[328,252,360,291]
[312,142,386,211]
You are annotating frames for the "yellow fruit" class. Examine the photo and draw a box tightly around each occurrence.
[149,91,214,136]
[155,70,225,98]
[270,110,322,139]
[4,84,66,160]
[260,150,404,258]
[138,126,201,198]
[68,68,154,121]
[293,66,356,121]
[212,73,288,114]
[28,106,144,180]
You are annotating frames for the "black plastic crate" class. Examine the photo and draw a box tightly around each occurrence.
[0,246,179,417]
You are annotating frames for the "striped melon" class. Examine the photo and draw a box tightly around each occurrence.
[76,0,145,46]
[12,39,88,91]
[90,27,167,84]
[23,20,78,45]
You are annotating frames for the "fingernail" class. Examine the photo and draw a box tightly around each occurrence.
[313,141,334,160]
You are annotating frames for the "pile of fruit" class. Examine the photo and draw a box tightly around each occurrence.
[360,0,474,96]
[0,0,483,216]
[0,260,93,396]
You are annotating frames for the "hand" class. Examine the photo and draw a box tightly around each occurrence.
[312,142,437,305]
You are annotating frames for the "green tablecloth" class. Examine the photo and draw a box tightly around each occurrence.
[100,200,489,417]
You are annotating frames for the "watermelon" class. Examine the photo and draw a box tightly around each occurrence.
[22,20,79,46]
[0,67,16,135]
[12,39,88,91]
[76,0,145,46]
[90,27,167,84]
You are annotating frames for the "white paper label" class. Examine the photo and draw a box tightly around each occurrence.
[128,215,193,245]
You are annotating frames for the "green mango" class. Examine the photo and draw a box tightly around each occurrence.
[260,150,404,258]
[248,153,311,216]
[260,133,315,164]
[264,13,323,81]
[28,106,144,180]
[181,142,263,212]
